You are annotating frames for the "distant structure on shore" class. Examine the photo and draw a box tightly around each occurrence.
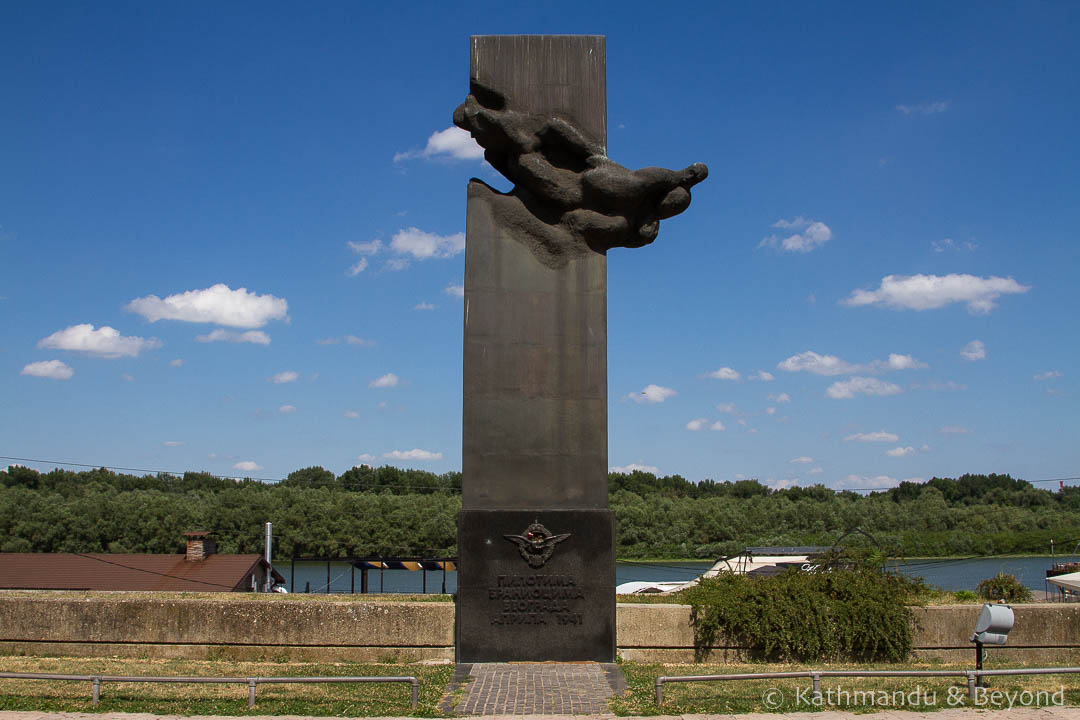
[0,531,282,592]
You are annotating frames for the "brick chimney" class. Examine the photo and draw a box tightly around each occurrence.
[184,531,216,561]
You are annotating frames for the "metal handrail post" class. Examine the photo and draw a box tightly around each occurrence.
[92,677,100,706]
[411,677,419,710]
[655,677,663,706]
[248,679,257,708]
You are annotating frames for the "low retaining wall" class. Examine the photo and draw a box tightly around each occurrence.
[0,593,454,662]
[2,593,1078,664]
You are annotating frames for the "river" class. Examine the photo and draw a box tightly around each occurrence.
[276,555,1073,595]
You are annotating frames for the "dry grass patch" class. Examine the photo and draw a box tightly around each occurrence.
[612,660,1080,715]
[0,655,453,716]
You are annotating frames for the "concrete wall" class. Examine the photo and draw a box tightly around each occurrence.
[0,593,454,662]
[2,592,1078,664]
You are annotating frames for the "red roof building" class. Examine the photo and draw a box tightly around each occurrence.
[0,532,283,592]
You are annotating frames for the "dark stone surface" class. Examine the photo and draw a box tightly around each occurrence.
[456,509,615,662]
[462,183,607,510]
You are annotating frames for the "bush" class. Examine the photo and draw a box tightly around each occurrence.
[976,573,1032,603]
[681,568,916,663]
[954,590,978,602]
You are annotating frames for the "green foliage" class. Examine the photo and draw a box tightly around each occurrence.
[681,569,918,663]
[1,465,1074,560]
[976,573,1033,603]
[954,590,978,602]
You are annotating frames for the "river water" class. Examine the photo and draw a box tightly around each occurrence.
[277,555,1072,595]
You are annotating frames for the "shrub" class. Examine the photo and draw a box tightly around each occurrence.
[954,590,978,602]
[976,573,1032,603]
[681,568,916,663]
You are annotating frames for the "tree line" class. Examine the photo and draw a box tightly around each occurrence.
[2,464,1077,559]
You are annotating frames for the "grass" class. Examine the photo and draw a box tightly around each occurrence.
[0,656,454,717]
[2,655,1077,716]
[611,660,1079,715]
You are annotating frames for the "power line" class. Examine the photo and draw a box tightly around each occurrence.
[3,454,1076,493]
[0,455,462,492]
[70,553,237,590]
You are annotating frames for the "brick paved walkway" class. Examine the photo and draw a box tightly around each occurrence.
[446,663,623,715]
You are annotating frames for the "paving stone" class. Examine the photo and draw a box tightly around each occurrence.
[450,663,620,716]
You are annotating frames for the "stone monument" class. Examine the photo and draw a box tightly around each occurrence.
[455,35,707,663]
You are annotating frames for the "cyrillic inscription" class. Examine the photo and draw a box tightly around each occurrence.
[488,574,585,625]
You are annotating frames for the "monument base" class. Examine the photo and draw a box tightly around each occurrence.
[456,509,615,662]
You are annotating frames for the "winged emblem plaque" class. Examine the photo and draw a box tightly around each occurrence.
[504,522,571,568]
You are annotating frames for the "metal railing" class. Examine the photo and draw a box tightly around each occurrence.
[655,666,1080,705]
[0,672,419,710]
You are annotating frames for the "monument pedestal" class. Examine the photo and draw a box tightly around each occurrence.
[456,509,615,662]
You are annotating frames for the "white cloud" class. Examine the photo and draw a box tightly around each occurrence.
[444,284,465,298]
[279,404,296,414]
[38,324,161,358]
[940,425,973,435]
[807,467,824,475]
[233,461,262,472]
[384,448,443,461]
[415,302,437,311]
[765,407,777,415]
[779,350,926,375]
[705,367,741,381]
[896,100,948,115]
[686,418,708,431]
[826,377,902,399]
[347,258,369,276]
[195,329,271,345]
[344,410,360,419]
[760,219,831,253]
[271,371,299,384]
[961,340,987,361]
[716,402,739,415]
[779,351,860,376]
[169,358,185,367]
[1034,370,1063,381]
[839,474,898,490]
[384,258,411,271]
[390,227,465,260]
[370,373,399,388]
[610,463,661,474]
[932,238,977,253]
[318,335,374,346]
[20,359,73,380]
[768,392,792,404]
[844,430,899,443]
[841,274,1030,314]
[710,421,726,431]
[347,239,382,255]
[749,370,774,381]
[356,453,376,463]
[394,126,484,163]
[121,372,135,382]
[126,284,288,328]
[886,446,915,457]
[789,456,814,464]
[163,441,185,447]
[880,353,928,371]
[629,384,677,404]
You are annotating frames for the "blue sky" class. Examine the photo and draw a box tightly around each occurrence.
[3,2,1077,491]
